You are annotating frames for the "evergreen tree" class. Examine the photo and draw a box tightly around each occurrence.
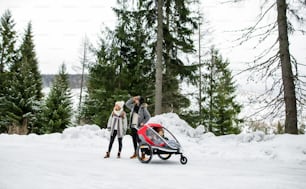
[82,0,198,125]
[204,49,242,136]
[41,64,73,133]
[81,41,129,127]
[139,0,198,113]
[1,22,42,134]
[0,10,17,72]
[18,22,43,99]
[0,10,18,133]
[80,32,129,127]
[4,56,40,134]
[112,3,155,97]
[81,1,155,127]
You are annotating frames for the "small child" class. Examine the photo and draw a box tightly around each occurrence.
[104,101,127,159]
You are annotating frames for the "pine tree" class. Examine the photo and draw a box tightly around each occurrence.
[4,57,40,134]
[1,22,42,134]
[140,0,198,113]
[18,22,43,99]
[41,64,73,133]
[80,31,128,126]
[81,1,155,127]
[0,10,17,72]
[204,49,242,136]
[82,0,198,125]
[112,2,155,98]
[0,10,18,133]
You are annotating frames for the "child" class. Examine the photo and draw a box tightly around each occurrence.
[104,101,127,159]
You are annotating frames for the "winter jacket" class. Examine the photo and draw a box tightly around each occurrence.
[107,111,127,138]
[125,98,151,129]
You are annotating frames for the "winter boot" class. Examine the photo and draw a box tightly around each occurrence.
[117,152,121,158]
[104,152,110,158]
[141,152,148,161]
[130,152,137,159]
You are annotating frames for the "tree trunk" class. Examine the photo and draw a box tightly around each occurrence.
[208,51,214,132]
[7,118,28,135]
[20,117,29,135]
[276,0,298,134]
[78,38,87,124]
[155,0,163,115]
[198,17,202,118]
[8,123,18,134]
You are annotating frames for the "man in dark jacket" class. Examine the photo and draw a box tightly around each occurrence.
[126,96,151,159]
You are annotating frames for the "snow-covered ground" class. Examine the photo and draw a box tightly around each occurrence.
[1,113,306,189]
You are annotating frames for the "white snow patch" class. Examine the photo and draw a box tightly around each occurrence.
[1,113,306,189]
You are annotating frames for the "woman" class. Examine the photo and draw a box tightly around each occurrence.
[125,96,151,159]
[104,101,127,159]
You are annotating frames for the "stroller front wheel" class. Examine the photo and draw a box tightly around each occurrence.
[136,143,153,163]
[180,155,188,165]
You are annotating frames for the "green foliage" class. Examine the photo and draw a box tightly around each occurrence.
[81,0,198,125]
[204,49,242,135]
[0,21,42,134]
[3,57,41,133]
[140,0,198,113]
[18,22,43,99]
[81,55,130,127]
[81,3,156,127]
[0,10,18,133]
[0,10,17,72]
[40,64,73,133]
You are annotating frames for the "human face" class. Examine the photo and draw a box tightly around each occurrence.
[134,99,139,105]
[133,96,140,105]
[114,104,121,111]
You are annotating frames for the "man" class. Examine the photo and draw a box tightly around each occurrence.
[126,96,151,159]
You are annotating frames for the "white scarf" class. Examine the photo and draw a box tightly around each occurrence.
[113,108,123,117]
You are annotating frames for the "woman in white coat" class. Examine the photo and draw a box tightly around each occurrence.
[104,101,127,158]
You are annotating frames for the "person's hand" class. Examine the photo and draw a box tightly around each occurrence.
[140,123,144,127]
[133,96,139,101]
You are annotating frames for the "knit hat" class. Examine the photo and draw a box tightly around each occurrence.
[115,101,125,109]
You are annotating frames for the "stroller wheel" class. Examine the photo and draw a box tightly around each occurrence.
[158,154,172,160]
[180,156,188,165]
[136,143,153,163]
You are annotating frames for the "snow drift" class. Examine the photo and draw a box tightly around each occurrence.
[1,113,306,189]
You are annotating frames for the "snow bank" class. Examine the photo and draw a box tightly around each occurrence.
[146,113,306,162]
[1,113,306,162]
[237,131,275,143]
[61,124,108,139]
[148,113,205,138]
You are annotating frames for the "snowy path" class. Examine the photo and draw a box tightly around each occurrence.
[1,134,306,189]
[1,113,306,189]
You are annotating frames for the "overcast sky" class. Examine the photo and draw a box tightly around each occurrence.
[0,0,305,78]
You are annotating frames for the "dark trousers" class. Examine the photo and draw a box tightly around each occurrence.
[131,128,139,152]
[107,130,122,153]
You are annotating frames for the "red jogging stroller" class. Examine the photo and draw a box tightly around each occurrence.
[136,123,188,165]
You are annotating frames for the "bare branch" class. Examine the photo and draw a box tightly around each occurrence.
[234,2,276,45]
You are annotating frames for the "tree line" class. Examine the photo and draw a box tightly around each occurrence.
[78,0,242,136]
[1,0,304,135]
[0,10,73,134]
